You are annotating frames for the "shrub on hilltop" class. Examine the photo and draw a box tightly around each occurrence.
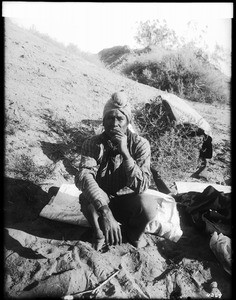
[122,47,230,104]
[98,45,131,67]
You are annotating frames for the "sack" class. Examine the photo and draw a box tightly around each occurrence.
[144,189,183,242]
[40,184,90,227]
[162,94,212,137]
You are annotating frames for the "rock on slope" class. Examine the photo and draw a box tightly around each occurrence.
[4,19,231,299]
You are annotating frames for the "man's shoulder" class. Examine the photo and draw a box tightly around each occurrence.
[129,130,150,146]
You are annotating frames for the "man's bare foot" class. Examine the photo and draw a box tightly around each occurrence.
[92,236,105,251]
[126,228,147,248]
[130,236,147,248]
[92,229,105,251]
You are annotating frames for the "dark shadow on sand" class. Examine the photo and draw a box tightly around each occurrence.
[4,177,91,244]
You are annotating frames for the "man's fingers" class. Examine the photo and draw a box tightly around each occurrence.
[111,129,125,138]
[111,128,123,133]
[118,226,122,245]
[109,231,114,246]
[104,230,109,246]
[113,230,119,245]
[113,225,122,245]
[115,227,122,245]
[111,134,122,142]
[93,238,105,251]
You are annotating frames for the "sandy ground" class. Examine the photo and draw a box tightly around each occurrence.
[4,19,231,298]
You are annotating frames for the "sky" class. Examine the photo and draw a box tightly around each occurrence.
[2,2,233,54]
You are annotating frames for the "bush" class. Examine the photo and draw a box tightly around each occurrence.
[98,45,131,66]
[11,154,56,185]
[123,47,230,105]
[133,96,203,183]
[152,128,202,182]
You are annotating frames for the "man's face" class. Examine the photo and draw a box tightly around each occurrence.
[103,109,129,138]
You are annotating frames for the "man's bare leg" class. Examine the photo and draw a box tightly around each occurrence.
[81,202,105,250]
[129,194,159,248]
[88,204,106,250]
[110,193,159,248]
[126,226,148,248]
[126,207,151,248]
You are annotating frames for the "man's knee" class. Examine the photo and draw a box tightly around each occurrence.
[131,193,158,222]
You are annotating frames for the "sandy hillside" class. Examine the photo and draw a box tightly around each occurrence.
[4,19,231,299]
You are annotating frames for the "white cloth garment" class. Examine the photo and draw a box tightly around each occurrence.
[175,181,231,194]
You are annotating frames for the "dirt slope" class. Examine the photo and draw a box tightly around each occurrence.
[5,18,230,187]
[4,19,231,299]
[5,18,166,187]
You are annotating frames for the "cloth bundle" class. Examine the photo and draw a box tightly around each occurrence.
[40,184,90,227]
[144,189,183,242]
[162,94,212,138]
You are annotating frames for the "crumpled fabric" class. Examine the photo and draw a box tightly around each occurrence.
[210,231,231,275]
[175,185,231,237]
[144,189,183,242]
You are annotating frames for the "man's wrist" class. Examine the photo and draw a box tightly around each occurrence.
[97,205,110,215]
[122,155,135,170]
[122,152,132,161]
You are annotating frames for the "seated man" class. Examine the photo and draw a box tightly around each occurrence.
[75,92,161,250]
